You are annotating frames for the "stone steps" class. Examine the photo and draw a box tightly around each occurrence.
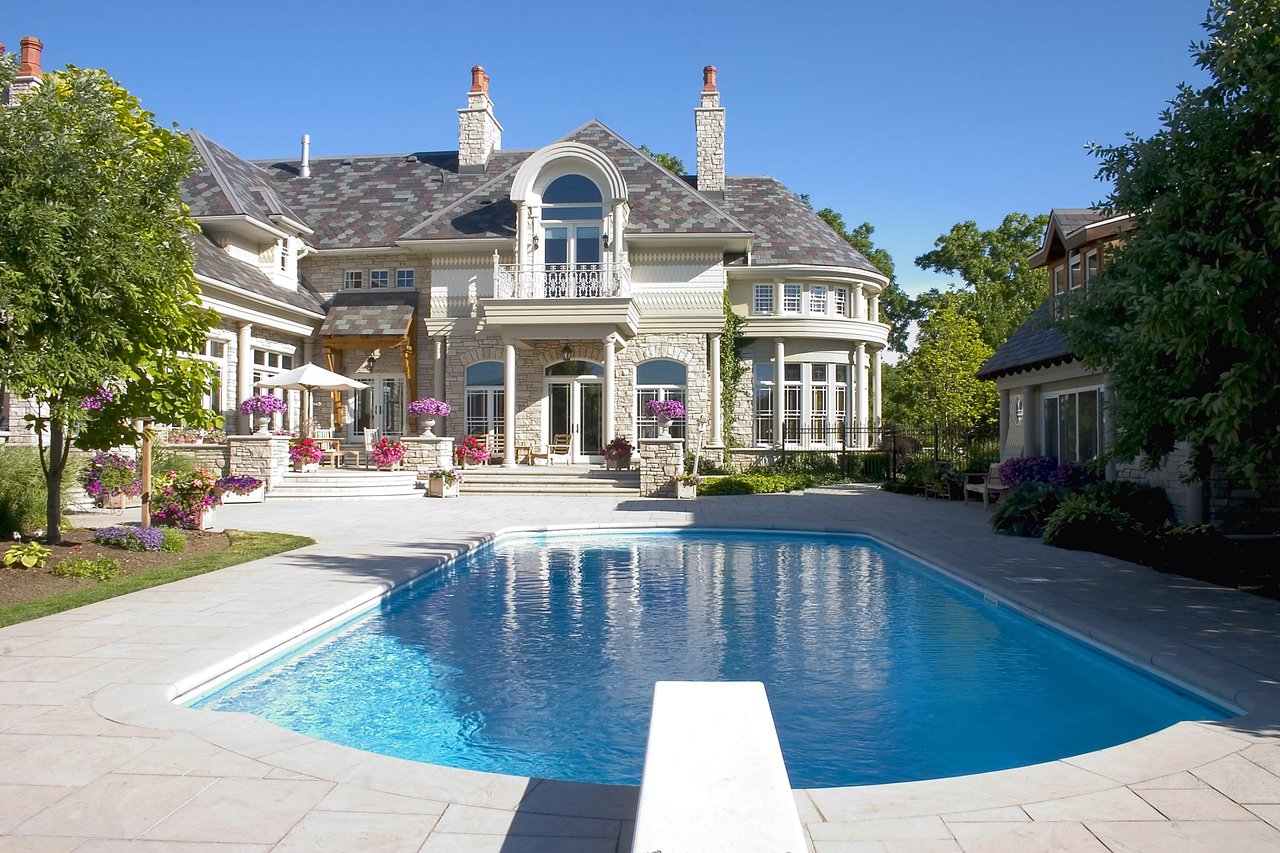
[455,467,639,496]
[269,469,418,499]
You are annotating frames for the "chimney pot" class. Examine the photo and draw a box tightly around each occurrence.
[18,36,42,77]
[470,65,489,94]
[703,65,717,92]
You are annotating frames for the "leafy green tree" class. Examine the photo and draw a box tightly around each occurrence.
[0,61,218,543]
[893,306,997,430]
[914,212,1049,349]
[813,207,912,352]
[639,144,687,176]
[1063,0,1280,487]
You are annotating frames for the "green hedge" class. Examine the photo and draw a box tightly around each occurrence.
[698,471,816,495]
[0,447,86,538]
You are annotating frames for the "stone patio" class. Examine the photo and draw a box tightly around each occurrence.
[0,485,1277,851]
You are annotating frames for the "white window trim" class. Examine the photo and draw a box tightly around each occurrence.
[343,270,363,290]
[753,283,775,315]
[396,268,416,289]
[369,269,390,289]
[1041,385,1104,463]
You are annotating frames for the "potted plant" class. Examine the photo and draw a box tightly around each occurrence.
[424,466,464,498]
[152,467,223,530]
[600,436,634,470]
[82,452,142,509]
[675,472,701,500]
[645,399,686,438]
[370,437,407,470]
[455,434,490,468]
[407,397,451,437]
[289,437,323,472]
[216,474,265,504]
[239,394,288,434]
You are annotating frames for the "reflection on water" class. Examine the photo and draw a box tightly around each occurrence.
[197,531,1222,787]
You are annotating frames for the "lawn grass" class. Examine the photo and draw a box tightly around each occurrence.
[0,529,313,628]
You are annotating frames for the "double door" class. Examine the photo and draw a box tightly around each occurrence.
[351,375,405,438]
[547,377,602,463]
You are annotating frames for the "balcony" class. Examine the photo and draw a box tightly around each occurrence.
[493,261,632,300]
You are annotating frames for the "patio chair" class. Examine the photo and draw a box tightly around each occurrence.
[360,427,379,469]
[485,432,505,465]
[964,463,1008,510]
[548,433,571,464]
[313,427,340,468]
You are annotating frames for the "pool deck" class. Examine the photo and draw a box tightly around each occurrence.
[1,485,1278,852]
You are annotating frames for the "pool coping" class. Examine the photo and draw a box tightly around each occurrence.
[4,489,1280,849]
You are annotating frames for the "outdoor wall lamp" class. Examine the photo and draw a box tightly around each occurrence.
[562,344,573,363]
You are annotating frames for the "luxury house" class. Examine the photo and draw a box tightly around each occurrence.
[1,38,891,464]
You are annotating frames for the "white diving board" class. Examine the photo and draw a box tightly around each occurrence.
[632,681,808,853]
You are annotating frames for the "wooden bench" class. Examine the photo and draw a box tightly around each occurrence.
[964,463,1009,510]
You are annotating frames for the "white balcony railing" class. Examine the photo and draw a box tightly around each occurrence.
[492,258,631,300]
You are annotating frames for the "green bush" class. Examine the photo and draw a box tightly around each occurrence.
[0,447,86,538]
[160,528,187,553]
[1042,492,1143,555]
[901,452,935,487]
[698,471,815,496]
[151,447,198,477]
[51,556,121,581]
[684,451,734,476]
[1081,480,1172,532]
[991,482,1067,537]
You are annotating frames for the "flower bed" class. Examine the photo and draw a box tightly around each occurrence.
[151,468,223,530]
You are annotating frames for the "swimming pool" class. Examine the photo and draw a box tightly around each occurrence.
[194,530,1225,788]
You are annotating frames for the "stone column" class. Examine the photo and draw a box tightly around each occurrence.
[503,342,517,468]
[855,343,868,446]
[639,437,685,498]
[869,293,880,323]
[999,387,1011,452]
[237,322,253,434]
[403,436,456,474]
[708,333,723,448]
[773,338,785,447]
[433,337,446,401]
[603,334,616,444]
[228,434,290,493]
[872,348,882,428]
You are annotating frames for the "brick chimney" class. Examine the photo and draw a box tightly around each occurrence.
[458,65,502,173]
[695,65,725,195]
[4,35,43,105]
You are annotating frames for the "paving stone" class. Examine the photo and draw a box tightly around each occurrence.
[1193,754,1280,803]
[140,778,333,844]
[1021,788,1164,822]
[1086,818,1280,852]
[16,773,215,839]
[948,821,1108,851]
[272,810,439,852]
[1136,786,1256,820]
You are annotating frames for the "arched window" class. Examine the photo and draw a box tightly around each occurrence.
[541,175,604,295]
[636,359,687,439]
[465,361,505,438]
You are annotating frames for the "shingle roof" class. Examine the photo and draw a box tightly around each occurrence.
[192,232,324,315]
[721,177,882,272]
[319,290,417,337]
[185,131,310,228]
[975,301,1076,380]
[1051,208,1110,235]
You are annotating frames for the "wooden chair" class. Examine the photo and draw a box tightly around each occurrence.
[964,463,1009,510]
[360,427,379,468]
[485,432,505,465]
[548,433,571,464]
[313,427,340,468]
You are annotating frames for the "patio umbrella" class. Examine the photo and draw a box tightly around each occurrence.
[257,364,369,435]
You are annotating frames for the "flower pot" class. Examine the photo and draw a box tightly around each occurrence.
[99,493,141,510]
[655,414,673,438]
[255,416,271,435]
[676,480,698,500]
[421,418,436,437]
[293,461,319,473]
[606,455,631,471]
[220,485,266,505]
[427,477,460,498]
[376,461,402,472]
[187,507,217,531]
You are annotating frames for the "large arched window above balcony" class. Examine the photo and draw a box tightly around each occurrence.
[541,175,604,273]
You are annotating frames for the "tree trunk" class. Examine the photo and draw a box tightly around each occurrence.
[45,419,66,546]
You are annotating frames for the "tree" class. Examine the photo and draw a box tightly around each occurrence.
[914,212,1049,349]
[0,61,218,543]
[893,306,997,430]
[813,207,912,352]
[1063,0,1280,487]
[638,144,686,176]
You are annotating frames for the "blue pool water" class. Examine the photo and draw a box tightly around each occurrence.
[195,530,1225,788]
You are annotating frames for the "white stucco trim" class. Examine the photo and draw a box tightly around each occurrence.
[509,142,628,204]
[726,263,890,291]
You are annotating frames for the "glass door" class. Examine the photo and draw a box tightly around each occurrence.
[351,376,405,438]
[545,369,603,463]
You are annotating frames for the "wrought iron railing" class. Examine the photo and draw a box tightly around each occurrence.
[746,425,1001,483]
[492,259,631,299]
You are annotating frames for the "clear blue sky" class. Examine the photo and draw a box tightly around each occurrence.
[7,0,1210,296]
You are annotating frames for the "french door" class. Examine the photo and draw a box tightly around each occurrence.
[351,376,405,438]
[546,378,603,463]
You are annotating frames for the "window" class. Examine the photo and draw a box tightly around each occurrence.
[465,362,505,440]
[1069,251,1083,291]
[783,364,802,444]
[754,284,774,315]
[809,285,828,315]
[1043,388,1102,464]
[834,287,848,318]
[1084,250,1099,287]
[196,337,229,417]
[343,271,363,290]
[369,270,389,289]
[754,363,774,445]
[396,269,415,289]
[540,175,604,283]
[1052,264,1067,319]
[754,361,849,446]
[782,283,801,313]
[253,351,294,371]
[279,237,289,271]
[636,359,687,439]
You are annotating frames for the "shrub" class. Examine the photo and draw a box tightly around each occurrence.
[1149,524,1234,575]
[151,468,222,528]
[151,446,198,477]
[1048,461,1104,489]
[4,540,53,569]
[777,452,842,481]
[684,450,733,476]
[998,455,1058,487]
[901,451,935,487]
[0,447,85,538]
[698,471,814,496]
[990,482,1067,537]
[93,525,165,552]
[52,556,121,581]
[1082,480,1173,533]
[1042,492,1143,555]
[160,528,187,553]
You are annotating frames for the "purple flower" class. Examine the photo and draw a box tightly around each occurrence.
[644,399,686,420]
[238,394,288,416]
[408,398,451,418]
[81,387,115,411]
[93,525,163,552]
[998,455,1058,487]
[215,475,263,495]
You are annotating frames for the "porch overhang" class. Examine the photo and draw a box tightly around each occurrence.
[479,297,638,340]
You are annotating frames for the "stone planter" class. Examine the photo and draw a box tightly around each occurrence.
[606,455,632,471]
[676,480,698,500]
[293,461,319,473]
[427,477,460,498]
[255,416,272,435]
[376,461,403,472]
[220,485,266,505]
[184,507,216,531]
[99,493,141,510]
[420,418,437,437]
[655,414,673,438]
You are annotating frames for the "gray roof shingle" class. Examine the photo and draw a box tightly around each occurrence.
[975,301,1076,380]
[319,290,417,337]
[192,232,324,315]
[186,131,310,228]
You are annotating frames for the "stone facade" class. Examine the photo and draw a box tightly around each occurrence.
[694,76,725,193]
[640,438,684,498]
[162,443,230,476]
[458,77,502,170]
[228,435,290,492]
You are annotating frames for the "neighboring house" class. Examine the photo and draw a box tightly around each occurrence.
[2,39,892,464]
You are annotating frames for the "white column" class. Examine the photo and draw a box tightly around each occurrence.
[708,333,723,448]
[855,343,868,446]
[237,322,253,434]
[603,334,616,444]
[773,338,785,447]
[853,286,867,320]
[869,293,880,323]
[503,343,517,468]
[872,348,882,428]
[433,337,445,400]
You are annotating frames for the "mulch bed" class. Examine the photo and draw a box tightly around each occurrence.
[0,527,231,608]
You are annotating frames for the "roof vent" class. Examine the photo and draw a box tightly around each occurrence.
[300,134,312,178]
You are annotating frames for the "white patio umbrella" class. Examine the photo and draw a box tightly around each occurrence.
[256,364,369,435]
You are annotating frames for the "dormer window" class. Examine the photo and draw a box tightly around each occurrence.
[541,175,603,273]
